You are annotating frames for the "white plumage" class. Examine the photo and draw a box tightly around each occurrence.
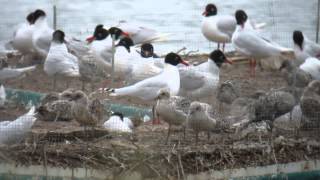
[0,65,36,81]
[0,106,37,144]
[32,17,54,58]
[116,20,169,44]
[44,36,80,78]
[0,84,6,107]
[107,53,187,101]
[12,22,34,54]
[299,57,320,80]
[103,115,132,133]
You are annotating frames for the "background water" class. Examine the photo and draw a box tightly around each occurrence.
[0,0,318,54]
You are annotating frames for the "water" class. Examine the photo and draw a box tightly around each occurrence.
[0,0,318,54]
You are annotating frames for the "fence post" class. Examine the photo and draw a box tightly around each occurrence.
[53,5,57,30]
[317,0,320,43]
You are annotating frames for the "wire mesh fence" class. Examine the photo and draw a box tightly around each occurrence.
[0,0,320,178]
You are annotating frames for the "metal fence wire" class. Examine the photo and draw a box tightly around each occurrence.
[0,0,320,179]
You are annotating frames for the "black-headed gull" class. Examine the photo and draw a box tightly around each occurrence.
[104,52,189,101]
[11,12,35,54]
[116,20,169,45]
[155,89,191,144]
[86,25,129,69]
[300,80,320,122]
[232,10,294,77]
[201,4,265,52]
[103,112,133,133]
[113,38,163,83]
[187,101,218,144]
[0,106,37,144]
[299,57,320,80]
[32,9,54,58]
[178,50,232,99]
[293,30,320,63]
[44,30,80,89]
[140,43,160,58]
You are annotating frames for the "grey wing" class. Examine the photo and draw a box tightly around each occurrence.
[216,17,236,37]
[0,68,22,80]
[179,68,206,90]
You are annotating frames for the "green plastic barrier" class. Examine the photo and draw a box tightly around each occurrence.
[5,88,152,118]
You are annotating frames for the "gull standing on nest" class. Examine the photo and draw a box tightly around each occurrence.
[155,89,191,144]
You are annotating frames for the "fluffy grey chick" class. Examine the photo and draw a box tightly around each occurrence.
[187,101,228,144]
[217,80,240,105]
[246,90,296,131]
[155,89,191,144]
[279,60,312,88]
[300,80,320,124]
[71,90,101,129]
[37,90,74,121]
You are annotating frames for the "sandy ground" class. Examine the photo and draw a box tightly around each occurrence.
[1,53,319,177]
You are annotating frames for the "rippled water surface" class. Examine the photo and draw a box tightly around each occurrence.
[0,0,318,53]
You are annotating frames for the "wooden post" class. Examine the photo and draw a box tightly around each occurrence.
[317,0,320,43]
[53,5,57,30]
[111,37,116,85]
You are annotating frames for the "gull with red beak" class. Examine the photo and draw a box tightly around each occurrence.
[232,10,294,77]
[293,30,320,64]
[101,52,189,101]
[178,49,232,100]
[201,4,266,52]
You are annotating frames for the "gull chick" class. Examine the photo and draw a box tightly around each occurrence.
[155,89,191,144]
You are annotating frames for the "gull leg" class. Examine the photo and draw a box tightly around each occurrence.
[53,75,57,91]
[217,43,220,50]
[165,124,171,145]
[222,43,225,52]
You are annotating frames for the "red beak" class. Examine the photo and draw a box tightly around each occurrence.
[86,36,96,43]
[122,31,130,37]
[180,60,189,66]
[225,58,233,64]
[202,11,207,16]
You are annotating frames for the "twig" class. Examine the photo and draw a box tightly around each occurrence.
[177,153,185,180]
[43,145,48,178]
[176,47,187,54]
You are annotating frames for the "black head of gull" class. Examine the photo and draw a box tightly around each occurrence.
[235,10,248,27]
[111,112,124,121]
[202,4,217,17]
[52,30,65,44]
[26,12,35,25]
[165,52,189,66]
[209,49,232,67]
[86,24,109,43]
[293,30,304,50]
[116,37,134,53]
[33,9,46,23]
[109,27,129,41]
[141,43,154,58]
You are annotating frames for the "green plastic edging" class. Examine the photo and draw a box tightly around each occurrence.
[5,88,152,118]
